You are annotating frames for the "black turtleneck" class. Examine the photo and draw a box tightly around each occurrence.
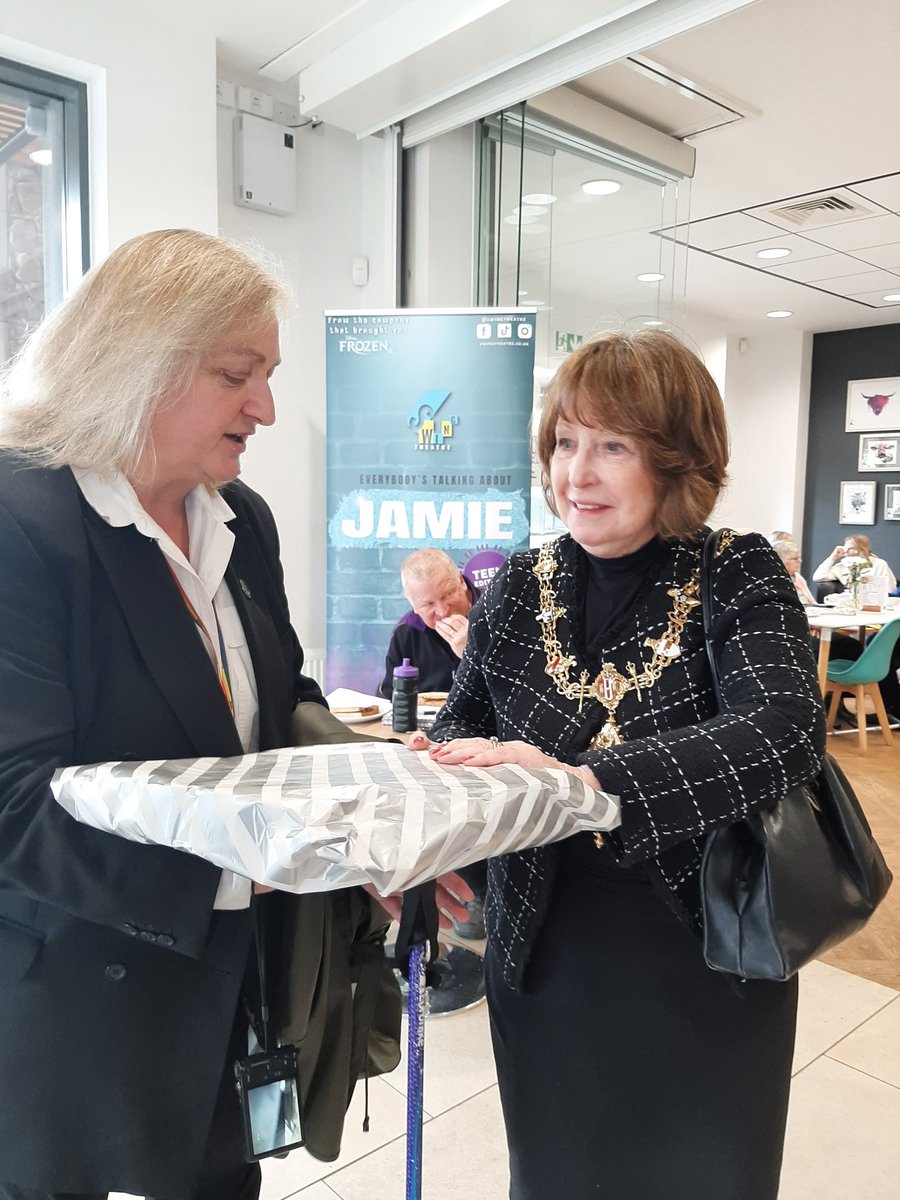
[583,536,666,654]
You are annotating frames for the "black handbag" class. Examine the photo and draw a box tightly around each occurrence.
[698,528,893,981]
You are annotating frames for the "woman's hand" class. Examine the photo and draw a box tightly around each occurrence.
[363,872,474,928]
[427,735,602,791]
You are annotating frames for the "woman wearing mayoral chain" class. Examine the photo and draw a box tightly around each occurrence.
[411,330,825,1200]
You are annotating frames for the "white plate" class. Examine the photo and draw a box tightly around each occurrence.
[331,701,391,725]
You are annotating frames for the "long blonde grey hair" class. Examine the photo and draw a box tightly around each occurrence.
[0,228,288,475]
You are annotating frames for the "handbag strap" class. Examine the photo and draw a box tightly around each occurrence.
[699,527,728,712]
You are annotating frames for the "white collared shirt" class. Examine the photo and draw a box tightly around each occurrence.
[74,468,259,909]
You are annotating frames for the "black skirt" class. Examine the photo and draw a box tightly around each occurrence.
[485,836,798,1200]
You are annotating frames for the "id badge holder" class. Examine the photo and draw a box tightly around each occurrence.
[234,1044,303,1161]
[235,900,303,1162]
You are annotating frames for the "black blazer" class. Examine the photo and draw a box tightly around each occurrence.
[432,531,826,989]
[0,453,323,1195]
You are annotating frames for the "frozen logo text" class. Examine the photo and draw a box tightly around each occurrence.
[338,339,389,353]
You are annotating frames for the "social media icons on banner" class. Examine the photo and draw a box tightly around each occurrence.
[474,316,535,346]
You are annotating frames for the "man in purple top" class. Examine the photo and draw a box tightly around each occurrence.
[380,548,478,699]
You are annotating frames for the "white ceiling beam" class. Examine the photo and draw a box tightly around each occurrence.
[262,0,516,95]
[276,0,668,130]
[527,84,696,178]
[397,0,755,149]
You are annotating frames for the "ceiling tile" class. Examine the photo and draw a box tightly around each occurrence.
[845,290,900,308]
[681,212,778,250]
[816,269,900,293]
[713,233,832,268]
[801,213,900,252]
[848,175,900,214]
[852,243,900,270]
[768,253,872,283]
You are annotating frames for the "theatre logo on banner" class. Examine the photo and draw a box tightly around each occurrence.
[325,308,536,693]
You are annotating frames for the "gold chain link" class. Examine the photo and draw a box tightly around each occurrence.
[532,539,705,749]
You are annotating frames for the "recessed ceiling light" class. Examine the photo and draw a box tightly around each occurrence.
[513,204,548,217]
[766,310,793,319]
[882,292,900,303]
[518,290,529,297]
[504,214,537,225]
[636,272,665,283]
[582,179,621,196]
[29,148,52,166]
[643,319,666,327]
[522,192,557,205]
[757,247,791,260]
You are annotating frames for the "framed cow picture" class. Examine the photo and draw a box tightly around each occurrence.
[846,377,900,432]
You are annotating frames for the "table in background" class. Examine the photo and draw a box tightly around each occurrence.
[805,607,900,696]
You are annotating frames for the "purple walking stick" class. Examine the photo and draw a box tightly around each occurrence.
[394,883,440,1200]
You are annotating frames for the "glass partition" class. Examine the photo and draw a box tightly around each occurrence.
[477,104,691,541]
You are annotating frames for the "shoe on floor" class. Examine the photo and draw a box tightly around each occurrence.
[452,897,485,940]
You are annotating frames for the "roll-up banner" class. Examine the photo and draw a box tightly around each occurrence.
[325,308,537,693]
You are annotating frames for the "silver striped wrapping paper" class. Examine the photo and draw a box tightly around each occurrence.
[52,741,620,895]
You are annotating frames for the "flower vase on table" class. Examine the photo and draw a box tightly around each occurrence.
[845,557,872,613]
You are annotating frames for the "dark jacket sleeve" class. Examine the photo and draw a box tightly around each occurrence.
[581,533,826,861]
[0,479,225,957]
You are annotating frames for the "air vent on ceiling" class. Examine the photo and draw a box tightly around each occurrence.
[758,192,878,230]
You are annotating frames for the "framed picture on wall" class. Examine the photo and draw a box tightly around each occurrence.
[846,376,900,431]
[885,485,900,521]
[839,480,876,524]
[858,432,900,470]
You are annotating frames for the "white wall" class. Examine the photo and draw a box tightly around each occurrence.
[403,127,477,307]
[216,74,394,650]
[708,329,812,539]
[0,0,219,255]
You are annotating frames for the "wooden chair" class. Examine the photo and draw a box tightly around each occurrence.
[825,619,900,751]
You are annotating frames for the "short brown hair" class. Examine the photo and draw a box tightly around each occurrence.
[537,330,729,539]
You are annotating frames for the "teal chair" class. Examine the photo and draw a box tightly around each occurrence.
[825,617,900,751]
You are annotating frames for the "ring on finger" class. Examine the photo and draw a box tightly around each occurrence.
[489,736,502,750]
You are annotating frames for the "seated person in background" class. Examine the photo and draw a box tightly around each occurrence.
[812,533,897,591]
[381,548,478,698]
[382,548,486,938]
[805,534,900,723]
[773,539,816,604]
[770,529,794,544]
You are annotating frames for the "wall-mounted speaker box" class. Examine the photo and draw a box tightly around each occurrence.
[234,111,296,216]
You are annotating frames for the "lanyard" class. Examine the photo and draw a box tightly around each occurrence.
[166,563,234,716]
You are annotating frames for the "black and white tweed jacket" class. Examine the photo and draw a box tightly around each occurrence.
[431,530,826,990]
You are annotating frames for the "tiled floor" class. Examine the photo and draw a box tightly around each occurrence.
[110,953,898,1200]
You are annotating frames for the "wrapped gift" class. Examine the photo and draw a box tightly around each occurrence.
[52,741,619,895]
